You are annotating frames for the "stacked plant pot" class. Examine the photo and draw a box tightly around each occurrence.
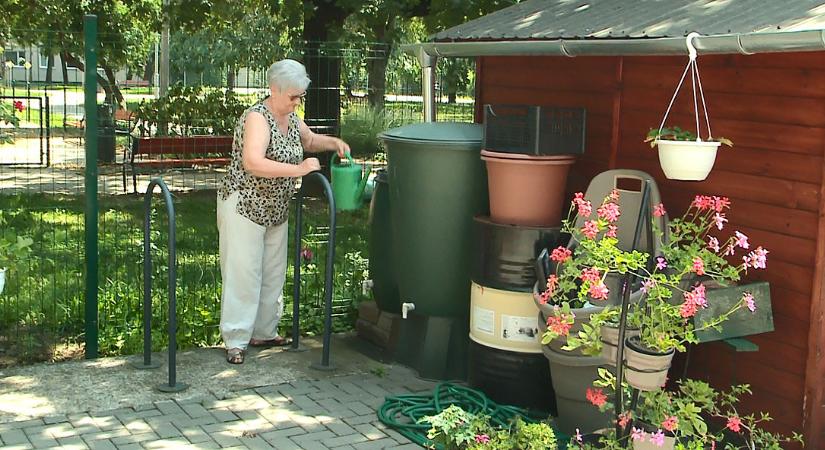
[466,104,586,414]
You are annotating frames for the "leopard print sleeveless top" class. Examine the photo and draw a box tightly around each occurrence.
[218,100,303,226]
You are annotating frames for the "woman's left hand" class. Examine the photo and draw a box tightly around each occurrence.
[335,139,351,158]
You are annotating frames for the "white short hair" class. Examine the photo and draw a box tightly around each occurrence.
[266,59,311,92]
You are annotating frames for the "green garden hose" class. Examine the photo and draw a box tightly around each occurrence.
[378,382,541,448]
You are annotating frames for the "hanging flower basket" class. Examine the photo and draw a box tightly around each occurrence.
[655,139,721,181]
[647,33,733,182]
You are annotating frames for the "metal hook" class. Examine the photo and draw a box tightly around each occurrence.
[686,32,701,61]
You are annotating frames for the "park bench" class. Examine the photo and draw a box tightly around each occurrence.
[123,135,233,192]
[119,79,150,89]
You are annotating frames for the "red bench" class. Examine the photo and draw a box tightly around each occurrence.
[124,135,233,192]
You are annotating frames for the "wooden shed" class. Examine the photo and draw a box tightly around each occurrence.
[409,1,825,447]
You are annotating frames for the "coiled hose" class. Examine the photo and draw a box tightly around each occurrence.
[378,382,542,448]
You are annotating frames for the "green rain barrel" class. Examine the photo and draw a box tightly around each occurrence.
[378,122,488,380]
[368,169,400,314]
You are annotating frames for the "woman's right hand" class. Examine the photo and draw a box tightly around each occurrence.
[300,157,321,175]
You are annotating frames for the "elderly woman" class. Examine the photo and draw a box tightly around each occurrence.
[217,59,349,364]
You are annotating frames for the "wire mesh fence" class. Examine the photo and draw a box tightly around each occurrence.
[0,27,475,365]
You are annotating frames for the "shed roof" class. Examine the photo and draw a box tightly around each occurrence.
[431,0,825,42]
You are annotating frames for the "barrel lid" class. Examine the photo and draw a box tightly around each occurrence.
[378,122,482,144]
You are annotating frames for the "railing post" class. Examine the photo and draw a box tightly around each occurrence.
[132,177,187,393]
[83,14,99,360]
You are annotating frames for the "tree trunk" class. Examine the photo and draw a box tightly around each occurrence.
[46,54,54,84]
[61,52,123,107]
[61,51,69,84]
[103,66,125,107]
[142,51,154,82]
[227,68,235,90]
[366,44,391,110]
[302,1,349,137]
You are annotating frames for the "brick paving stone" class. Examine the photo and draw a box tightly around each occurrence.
[43,414,69,425]
[262,436,302,449]
[180,402,211,419]
[1,429,30,445]
[115,443,144,450]
[291,429,336,443]
[57,435,89,449]
[79,427,130,442]
[234,409,261,421]
[122,418,153,434]
[85,439,117,450]
[344,414,378,426]
[90,416,122,431]
[211,430,243,447]
[387,444,422,449]
[147,422,182,439]
[353,439,400,450]
[112,431,160,445]
[209,408,239,423]
[0,444,33,450]
[322,432,370,448]
[116,409,163,422]
[170,414,218,429]
[353,423,388,440]
[90,408,133,419]
[141,437,191,448]
[325,421,358,437]
[348,401,376,416]
[44,422,77,438]
[0,419,45,432]
[153,400,184,416]
[238,435,275,449]
[177,426,213,444]
[28,435,59,448]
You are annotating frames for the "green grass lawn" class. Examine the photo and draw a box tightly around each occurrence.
[0,189,370,366]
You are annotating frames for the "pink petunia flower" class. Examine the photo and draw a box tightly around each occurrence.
[692,256,705,276]
[649,430,666,447]
[708,236,720,253]
[653,203,667,217]
[606,225,618,238]
[734,231,750,249]
[597,202,621,223]
[585,388,607,407]
[714,212,728,231]
[550,246,572,263]
[726,416,742,433]
[582,220,599,239]
[743,292,756,312]
[580,267,601,283]
[661,416,678,432]
[713,196,731,212]
[588,282,609,300]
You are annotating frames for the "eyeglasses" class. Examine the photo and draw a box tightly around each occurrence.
[288,92,306,102]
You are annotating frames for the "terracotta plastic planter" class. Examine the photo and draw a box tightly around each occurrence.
[481,150,576,227]
[624,336,675,391]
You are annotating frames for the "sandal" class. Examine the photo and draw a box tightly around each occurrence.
[249,336,292,348]
[226,347,245,364]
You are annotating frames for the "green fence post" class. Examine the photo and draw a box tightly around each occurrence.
[84,14,99,359]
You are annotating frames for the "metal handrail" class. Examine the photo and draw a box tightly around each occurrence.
[288,171,337,371]
[133,177,188,393]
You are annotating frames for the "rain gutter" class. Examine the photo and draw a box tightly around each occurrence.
[404,29,825,121]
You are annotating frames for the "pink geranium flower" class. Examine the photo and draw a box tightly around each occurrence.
[743,292,756,312]
[734,231,750,249]
[550,246,572,263]
[580,267,601,283]
[585,388,607,407]
[726,416,742,433]
[661,416,678,432]
[653,203,667,217]
[656,257,667,270]
[692,256,705,276]
[582,220,599,239]
[597,202,621,223]
[714,212,727,230]
[649,430,666,447]
[588,282,609,300]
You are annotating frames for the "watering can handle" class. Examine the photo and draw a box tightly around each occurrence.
[332,152,355,165]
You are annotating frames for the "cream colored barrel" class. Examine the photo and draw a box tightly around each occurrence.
[470,282,542,353]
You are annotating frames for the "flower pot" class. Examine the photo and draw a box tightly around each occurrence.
[536,301,604,355]
[599,323,640,367]
[655,139,721,181]
[481,150,576,227]
[624,336,675,391]
[0,267,5,295]
[541,343,610,435]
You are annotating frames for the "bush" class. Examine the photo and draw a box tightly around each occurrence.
[340,105,401,158]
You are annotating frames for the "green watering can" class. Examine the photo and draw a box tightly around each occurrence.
[331,153,370,211]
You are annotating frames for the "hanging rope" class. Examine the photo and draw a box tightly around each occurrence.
[377,382,550,448]
[656,32,714,141]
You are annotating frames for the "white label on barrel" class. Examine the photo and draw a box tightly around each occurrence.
[501,315,539,342]
[473,306,495,335]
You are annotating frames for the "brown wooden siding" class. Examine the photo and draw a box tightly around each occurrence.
[477,52,825,445]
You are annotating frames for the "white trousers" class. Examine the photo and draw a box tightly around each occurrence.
[217,191,288,350]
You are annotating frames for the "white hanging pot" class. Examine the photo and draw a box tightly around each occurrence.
[0,267,6,295]
[655,139,721,181]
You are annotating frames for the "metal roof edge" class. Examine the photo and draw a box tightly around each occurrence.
[401,29,825,58]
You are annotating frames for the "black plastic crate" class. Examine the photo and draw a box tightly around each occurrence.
[482,104,586,156]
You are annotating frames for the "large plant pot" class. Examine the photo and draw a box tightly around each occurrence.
[655,139,721,181]
[600,323,640,367]
[481,150,575,227]
[541,344,609,435]
[624,336,675,391]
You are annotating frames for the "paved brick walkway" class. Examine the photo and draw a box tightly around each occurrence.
[0,335,436,450]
